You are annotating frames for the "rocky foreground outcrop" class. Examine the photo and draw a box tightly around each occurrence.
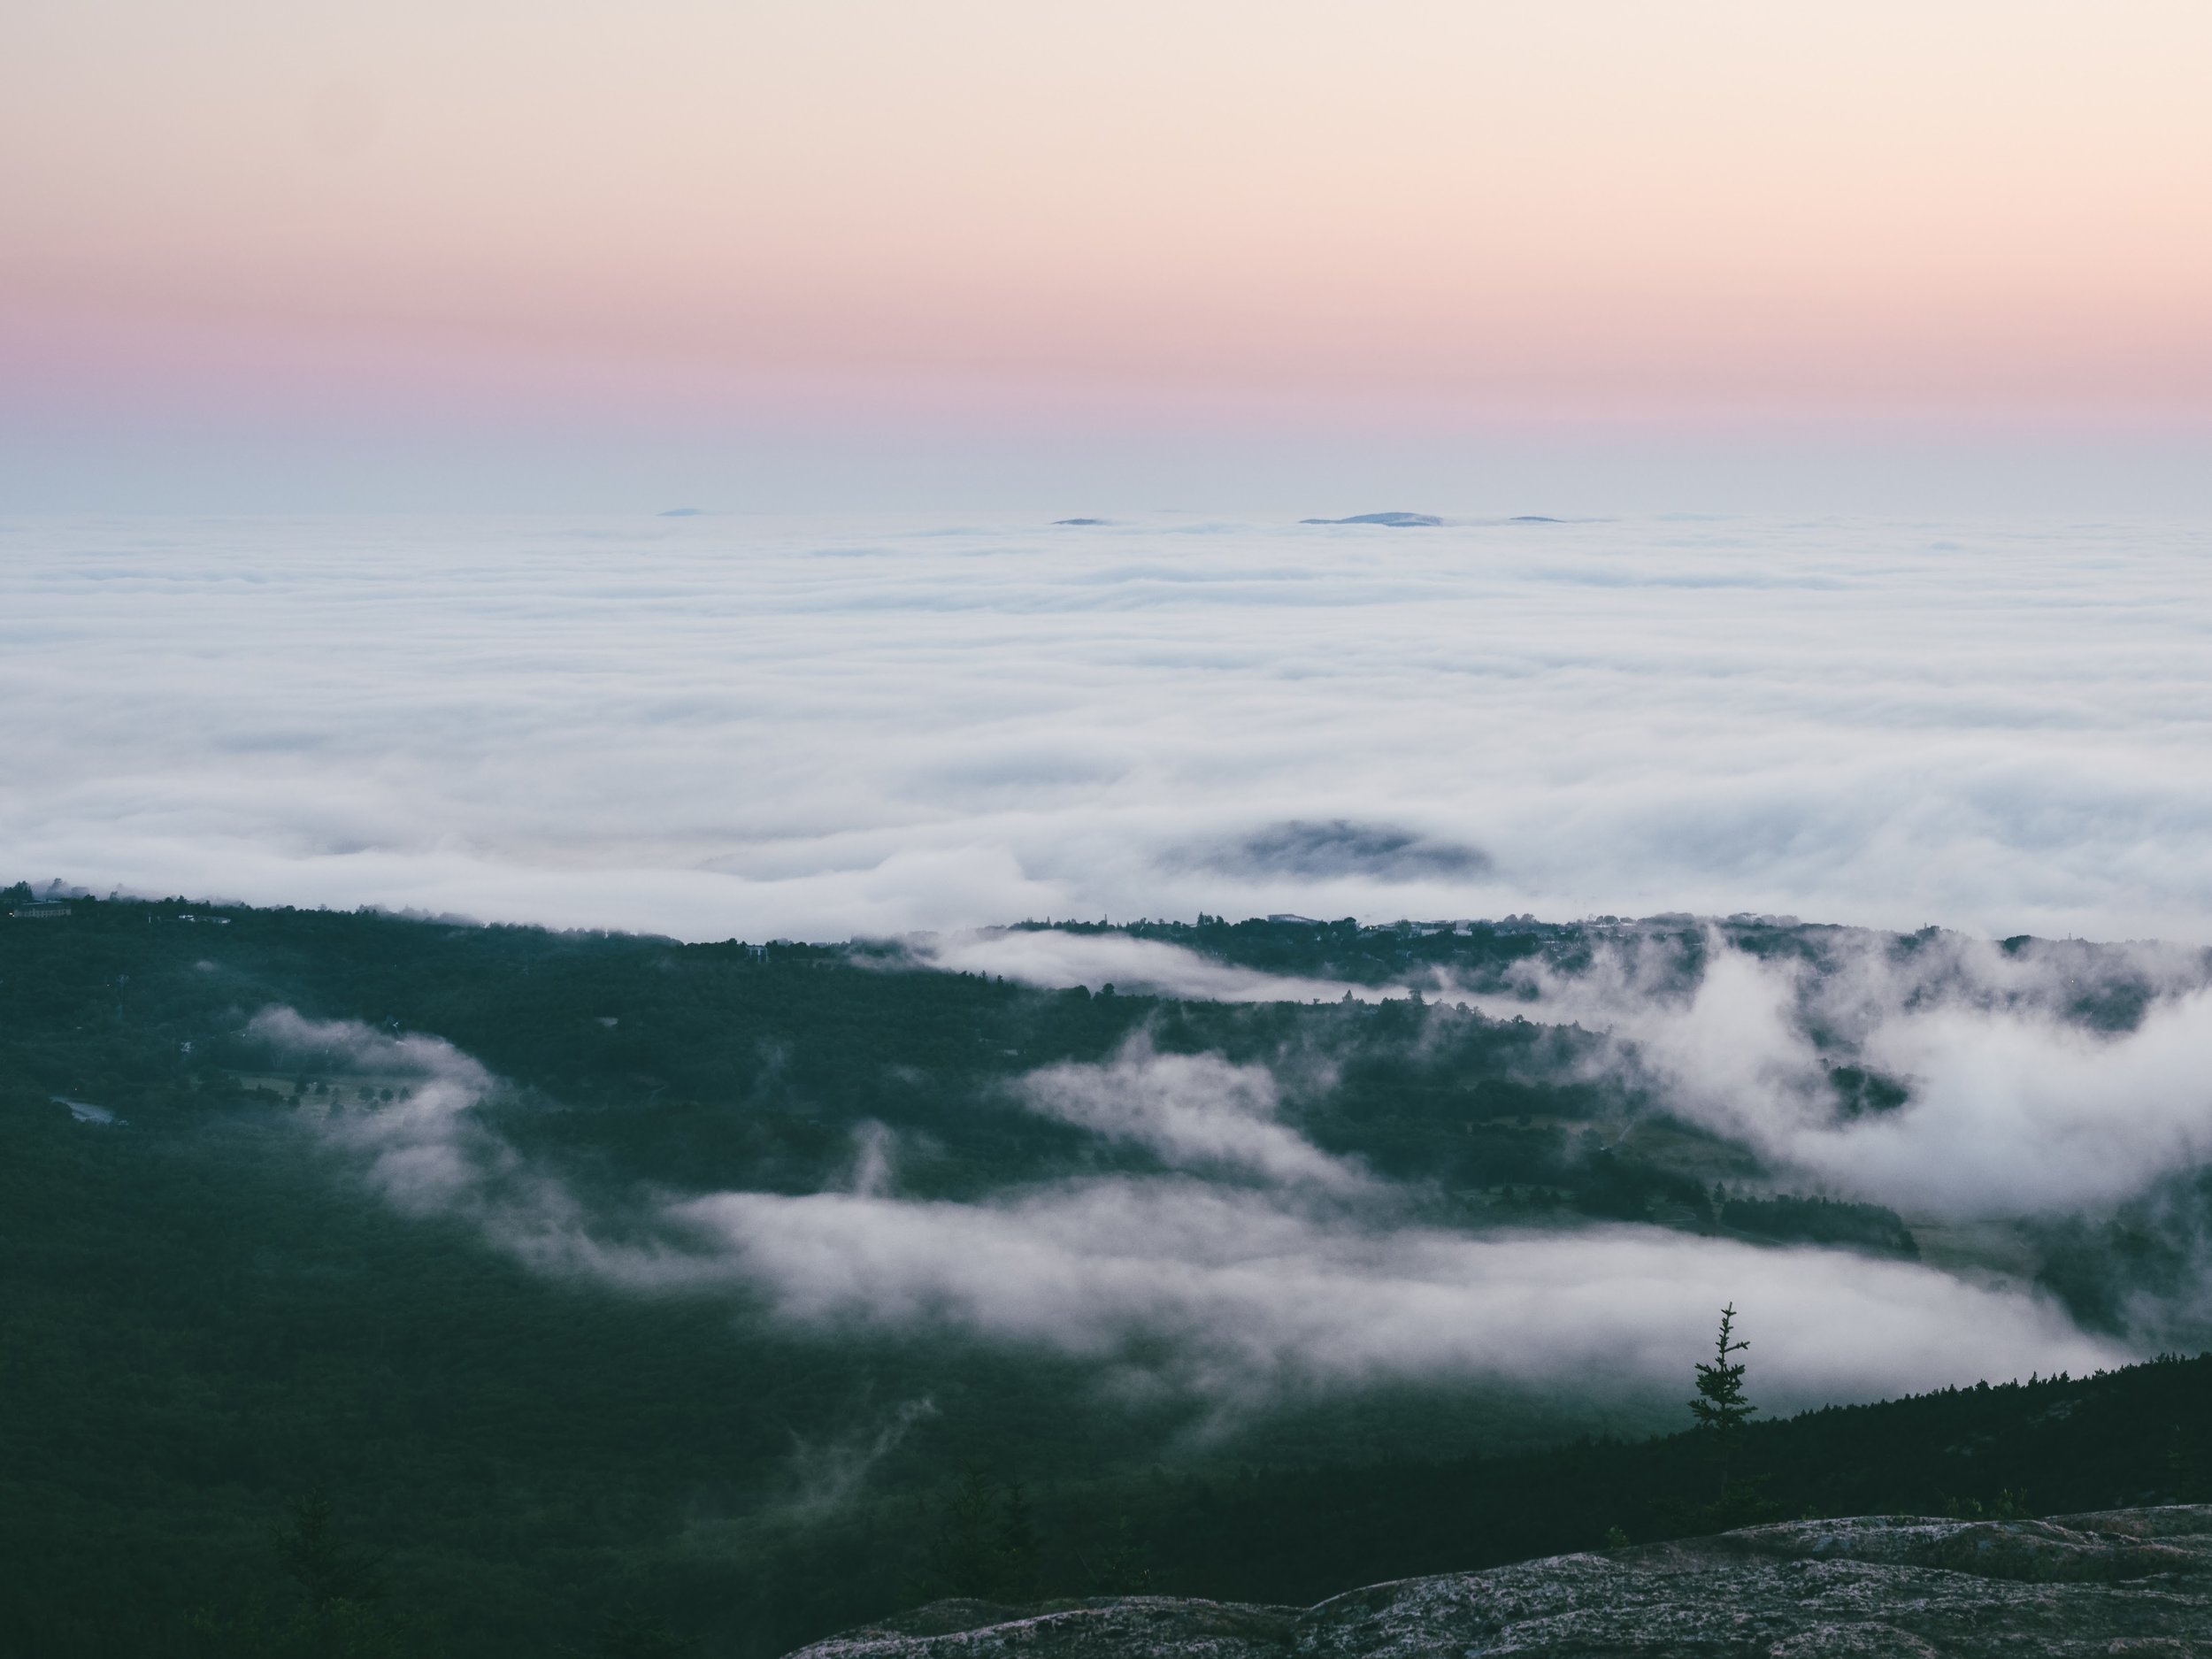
[784,1506,2212,1658]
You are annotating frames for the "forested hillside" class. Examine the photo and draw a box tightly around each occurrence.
[2,895,2203,1656]
[0,894,1920,1242]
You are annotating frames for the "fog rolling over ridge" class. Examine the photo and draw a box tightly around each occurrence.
[6,511,2212,944]
[234,900,2212,1438]
[253,1003,2116,1422]
[948,920,2212,1219]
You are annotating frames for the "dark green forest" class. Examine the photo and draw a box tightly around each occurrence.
[3,894,2206,1656]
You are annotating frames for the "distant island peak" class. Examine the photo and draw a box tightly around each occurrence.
[1301,511,1443,527]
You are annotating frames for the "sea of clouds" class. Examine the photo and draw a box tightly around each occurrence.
[5,510,2211,943]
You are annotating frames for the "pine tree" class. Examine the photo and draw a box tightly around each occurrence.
[1689,1303,1755,1497]
[923,1466,1045,1601]
[273,1491,385,1611]
[2167,1422,2204,1503]
[995,1481,1040,1601]
[930,1466,1003,1598]
[573,1603,697,1659]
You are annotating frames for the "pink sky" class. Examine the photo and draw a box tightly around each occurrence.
[4,0,2208,503]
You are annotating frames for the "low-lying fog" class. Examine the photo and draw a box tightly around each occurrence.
[936,923,2212,1217]
[249,894,2212,1439]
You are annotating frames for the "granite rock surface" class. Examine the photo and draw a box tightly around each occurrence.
[783,1506,2212,1659]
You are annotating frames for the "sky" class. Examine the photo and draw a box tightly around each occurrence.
[4,0,2210,510]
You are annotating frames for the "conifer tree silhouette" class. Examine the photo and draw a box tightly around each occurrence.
[1690,1303,1755,1498]
[273,1491,385,1611]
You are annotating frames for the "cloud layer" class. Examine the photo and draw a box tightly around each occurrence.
[8,511,2212,945]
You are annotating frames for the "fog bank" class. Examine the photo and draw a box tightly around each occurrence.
[8,511,2212,943]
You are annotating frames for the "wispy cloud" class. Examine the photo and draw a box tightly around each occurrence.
[1018,1037,1371,1194]
[908,929,1373,1003]
[250,1010,2124,1419]
[1461,927,2212,1217]
[657,1181,2114,1413]
[781,1397,938,1523]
